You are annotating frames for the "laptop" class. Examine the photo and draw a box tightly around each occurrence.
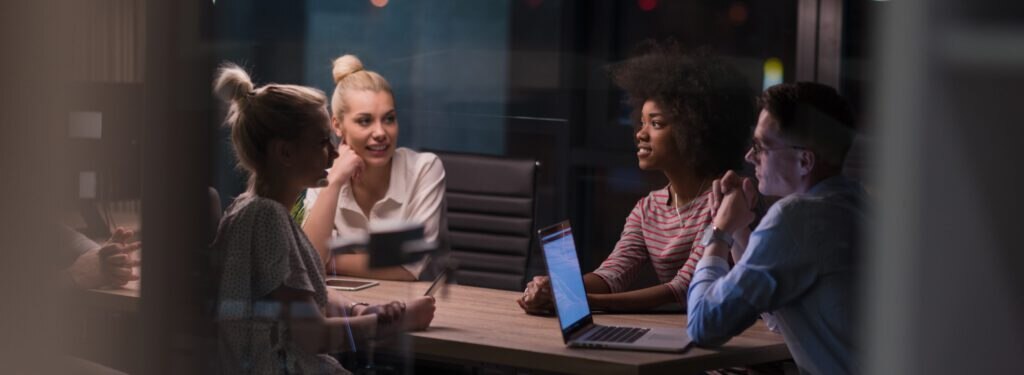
[538,220,692,352]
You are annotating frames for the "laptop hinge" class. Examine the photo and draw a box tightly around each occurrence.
[568,324,596,341]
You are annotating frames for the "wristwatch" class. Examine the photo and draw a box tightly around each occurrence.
[700,225,734,248]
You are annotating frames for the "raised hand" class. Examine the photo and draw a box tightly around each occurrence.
[327,142,365,187]
[713,178,757,234]
[712,171,758,221]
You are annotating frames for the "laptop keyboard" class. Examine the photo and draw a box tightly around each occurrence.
[586,326,650,344]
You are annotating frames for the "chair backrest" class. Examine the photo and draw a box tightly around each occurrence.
[435,151,539,291]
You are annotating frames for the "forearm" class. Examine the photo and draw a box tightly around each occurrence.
[303,184,343,266]
[704,241,731,262]
[325,289,356,318]
[587,284,676,312]
[730,226,752,263]
[686,256,757,347]
[59,269,80,290]
[582,273,612,294]
[291,313,380,354]
[328,253,416,281]
[267,291,379,354]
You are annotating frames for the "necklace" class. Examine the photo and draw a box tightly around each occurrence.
[672,179,708,233]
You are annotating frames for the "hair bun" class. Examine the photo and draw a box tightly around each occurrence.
[332,55,364,84]
[213,63,255,103]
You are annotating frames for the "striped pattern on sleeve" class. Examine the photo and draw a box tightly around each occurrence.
[591,186,715,305]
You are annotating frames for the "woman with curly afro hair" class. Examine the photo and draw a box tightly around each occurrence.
[519,41,755,313]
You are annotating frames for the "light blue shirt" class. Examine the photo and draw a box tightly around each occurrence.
[687,176,865,375]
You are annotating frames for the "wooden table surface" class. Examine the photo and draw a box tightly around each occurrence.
[349,280,789,375]
[81,280,140,314]
[86,279,790,374]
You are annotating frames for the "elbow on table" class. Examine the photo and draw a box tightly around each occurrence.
[686,311,732,348]
[687,325,731,348]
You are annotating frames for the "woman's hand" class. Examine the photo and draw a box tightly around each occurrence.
[400,296,436,331]
[358,301,406,325]
[327,143,364,187]
[516,276,555,315]
[69,227,141,289]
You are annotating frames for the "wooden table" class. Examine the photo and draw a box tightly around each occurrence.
[74,280,144,373]
[80,280,141,314]
[85,280,790,374]
[348,280,789,375]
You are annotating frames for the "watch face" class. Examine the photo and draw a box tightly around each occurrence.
[700,225,715,247]
[700,225,733,248]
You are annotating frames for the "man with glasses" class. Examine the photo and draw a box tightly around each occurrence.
[686,82,863,375]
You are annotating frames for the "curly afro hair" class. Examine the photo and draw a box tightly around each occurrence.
[611,41,755,179]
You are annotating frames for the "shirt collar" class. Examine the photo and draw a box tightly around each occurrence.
[661,183,712,207]
[806,174,858,196]
[337,148,408,214]
[337,184,361,213]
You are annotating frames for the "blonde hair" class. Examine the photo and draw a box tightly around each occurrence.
[330,54,392,118]
[213,63,328,189]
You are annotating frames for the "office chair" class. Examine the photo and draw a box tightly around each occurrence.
[433,151,540,291]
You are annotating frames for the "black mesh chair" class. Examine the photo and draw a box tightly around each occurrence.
[434,151,539,291]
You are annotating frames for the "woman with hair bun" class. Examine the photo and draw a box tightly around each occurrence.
[211,63,435,374]
[302,54,447,281]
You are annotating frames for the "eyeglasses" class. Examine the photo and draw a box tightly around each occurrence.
[749,141,807,157]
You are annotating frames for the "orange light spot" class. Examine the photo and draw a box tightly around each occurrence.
[371,0,388,8]
[728,3,749,26]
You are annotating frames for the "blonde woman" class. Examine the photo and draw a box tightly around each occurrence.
[303,55,446,281]
[211,63,435,374]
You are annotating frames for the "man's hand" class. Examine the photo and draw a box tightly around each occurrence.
[711,171,747,218]
[713,178,757,234]
[516,276,555,315]
[68,228,141,289]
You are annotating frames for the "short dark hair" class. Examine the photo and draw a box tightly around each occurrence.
[611,41,755,179]
[758,82,856,168]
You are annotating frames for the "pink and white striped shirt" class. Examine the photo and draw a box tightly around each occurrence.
[591,186,714,305]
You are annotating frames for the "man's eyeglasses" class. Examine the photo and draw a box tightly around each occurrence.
[749,141,807,157]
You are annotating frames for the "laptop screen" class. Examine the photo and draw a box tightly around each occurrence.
[538,221,592,334]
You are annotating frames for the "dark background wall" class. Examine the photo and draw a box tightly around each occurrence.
[209,0,804,279]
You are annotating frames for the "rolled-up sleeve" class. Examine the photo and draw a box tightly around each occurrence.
[686,254,763,347]
[686,203,809,347]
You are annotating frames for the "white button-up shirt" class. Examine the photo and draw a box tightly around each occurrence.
[304,147,447,279]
